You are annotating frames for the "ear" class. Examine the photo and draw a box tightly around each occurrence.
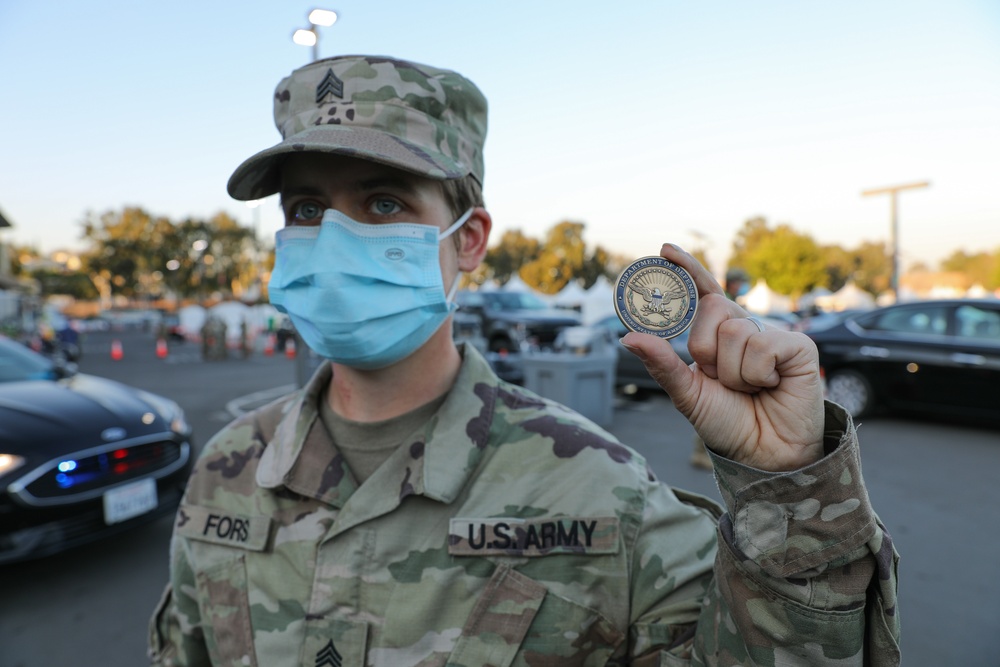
[456,207,492,272]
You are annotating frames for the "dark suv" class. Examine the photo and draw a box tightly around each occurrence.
[455,290,581,382]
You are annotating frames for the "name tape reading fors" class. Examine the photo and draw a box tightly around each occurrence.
[614,256,698,339]
[176,504,272,551]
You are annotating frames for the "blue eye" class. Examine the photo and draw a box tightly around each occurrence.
[372,199,401,215]
[293,202,324,222]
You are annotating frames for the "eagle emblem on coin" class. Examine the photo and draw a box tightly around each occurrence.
[614,256,698,338]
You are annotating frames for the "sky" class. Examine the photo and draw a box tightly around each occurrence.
[1,0,998,278]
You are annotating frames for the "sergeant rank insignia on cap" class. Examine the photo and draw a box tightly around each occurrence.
[615,256,698,339]
[316,68,344,103]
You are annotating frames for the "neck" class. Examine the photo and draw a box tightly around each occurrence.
[326,324,462,422]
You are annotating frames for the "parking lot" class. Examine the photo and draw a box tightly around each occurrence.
[1,328,998,666]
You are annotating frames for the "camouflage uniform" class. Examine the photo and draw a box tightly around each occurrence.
[149,345,899,666]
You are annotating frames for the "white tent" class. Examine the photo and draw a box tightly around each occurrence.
[967,284,989,298]
[744,279,793,315]
[177,305,206,338]
[552,281,588,309]
[798,287,832,312]
[477,280,500,292]
[816,282,875,311]
[246,304,284,338]
[581,276,616,325]
[500,274,532,293]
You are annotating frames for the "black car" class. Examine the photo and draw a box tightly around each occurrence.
[805,299,1000,421]
[456,290,581,383]
[456,290,581,353]
[0,335,194,564]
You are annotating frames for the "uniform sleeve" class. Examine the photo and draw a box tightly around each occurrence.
[148,533,212,665]
[628,401,901,666]
[149,404,284,666]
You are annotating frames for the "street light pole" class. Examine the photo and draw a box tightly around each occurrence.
[292,9,338,62]
[245,200,264,300]
[861,181,930,301]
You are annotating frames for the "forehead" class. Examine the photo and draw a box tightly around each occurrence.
[279,153,442,194]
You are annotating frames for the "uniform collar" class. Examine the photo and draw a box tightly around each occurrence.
[256,344,501,508]
[255,364,327,491]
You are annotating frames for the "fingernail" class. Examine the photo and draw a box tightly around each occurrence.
[619,338,644,358]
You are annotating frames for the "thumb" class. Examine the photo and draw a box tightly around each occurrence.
[620,331,695,404]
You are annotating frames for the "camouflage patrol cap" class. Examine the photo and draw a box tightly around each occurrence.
[227,55,488,201]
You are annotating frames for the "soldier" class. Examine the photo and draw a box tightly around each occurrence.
[724,267,751,303]
[149,56,900,666]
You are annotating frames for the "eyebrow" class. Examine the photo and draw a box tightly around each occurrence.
[279,184,324,202]
[355,176,422,195]
[280,176,422,202]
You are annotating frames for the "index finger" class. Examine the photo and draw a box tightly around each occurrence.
[659,243,726,299]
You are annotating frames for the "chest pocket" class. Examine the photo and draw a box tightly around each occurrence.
[195,555,258,667]
[447,564,624,667]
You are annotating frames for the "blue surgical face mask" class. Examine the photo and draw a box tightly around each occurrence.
[268,208,472,369]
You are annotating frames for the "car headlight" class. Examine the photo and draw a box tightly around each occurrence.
[0,454,26,477]
[136,390,191,436]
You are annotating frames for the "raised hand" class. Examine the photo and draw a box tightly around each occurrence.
[620,244,825,472]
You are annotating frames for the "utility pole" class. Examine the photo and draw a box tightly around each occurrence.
[861,181,930,301]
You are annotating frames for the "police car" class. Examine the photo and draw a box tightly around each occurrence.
[0,335,194,564]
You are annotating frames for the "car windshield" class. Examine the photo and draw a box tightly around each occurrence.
[0,336,56,382]
[483,292,549,310]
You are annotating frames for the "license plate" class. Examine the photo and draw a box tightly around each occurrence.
[103,478,158,524]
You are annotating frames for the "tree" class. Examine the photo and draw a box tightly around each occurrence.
[466,221,618,294]
[481,229,541,285]
[202,212,257,298]
[157,218,205,300]
[942,249,1000,290]
[729,217,827,300]
[7,244,40,278]
[80,207,258,303]
[578,245,615,289]
[820,245,854,293]
[849,241,891,296]
[819,241,889,296]
[519,221,589,294]
[31,270,99,300]
[81,207,175,300]
[728,216,772,272]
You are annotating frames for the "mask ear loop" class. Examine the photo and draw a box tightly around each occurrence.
[439,208,474,240]
[445,274,463,303]
[440,208,475,304]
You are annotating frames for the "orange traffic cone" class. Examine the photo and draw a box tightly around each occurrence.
[264,333,276,357]
[156,338,168,359]
[111,339,124,361]
[285,337,296,359]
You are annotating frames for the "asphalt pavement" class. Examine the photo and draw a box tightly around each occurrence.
[1,328,998,666]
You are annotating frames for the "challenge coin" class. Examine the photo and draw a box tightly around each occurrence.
[614,256,698,338]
